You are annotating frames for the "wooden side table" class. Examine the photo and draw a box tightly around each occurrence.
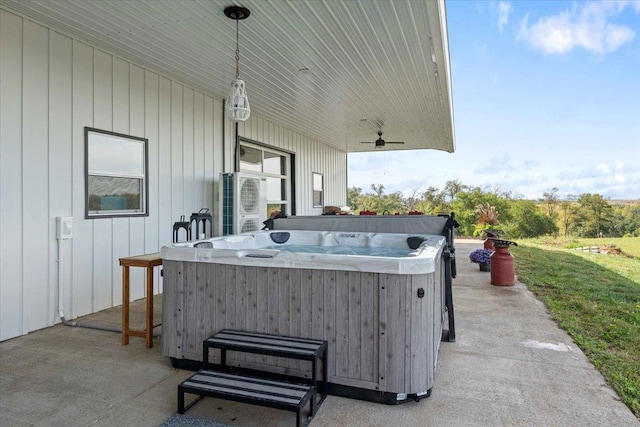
[119,253,163,348]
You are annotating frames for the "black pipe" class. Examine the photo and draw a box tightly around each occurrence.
[442,249,455,342]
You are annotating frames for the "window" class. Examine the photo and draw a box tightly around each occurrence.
[313,172,323,208]
[85,127,149,218]
[239,140,291,217]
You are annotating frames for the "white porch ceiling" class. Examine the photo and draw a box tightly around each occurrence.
[2,0,455,154]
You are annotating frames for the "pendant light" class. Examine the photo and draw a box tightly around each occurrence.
[224,6,251,122]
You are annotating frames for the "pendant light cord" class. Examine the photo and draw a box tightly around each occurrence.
[235,19,240,78]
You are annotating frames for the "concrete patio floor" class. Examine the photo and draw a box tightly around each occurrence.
[1,241,638,426]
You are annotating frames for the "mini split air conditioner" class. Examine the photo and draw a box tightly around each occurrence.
[220,172,267,235]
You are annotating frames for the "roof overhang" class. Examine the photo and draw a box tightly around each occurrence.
[2,0,455,154]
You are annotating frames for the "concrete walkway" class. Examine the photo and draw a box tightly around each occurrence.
[1,241,638,426]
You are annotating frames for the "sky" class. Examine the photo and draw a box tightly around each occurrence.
[347,0,640,201]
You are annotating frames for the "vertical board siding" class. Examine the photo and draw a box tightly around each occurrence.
[112,56,134,305]
[0,10,24,338]
[244,266,258,365]
[411,274,429,391]
[384,274,405,392]
[161,260,181,357]
[360,272,378,382]
[0,10,222,340]
[71,39,94,319]
[183,88,195,216]
[347,272,362,379]
[143,71,160,273]
[335,271,350,378]
[22,19,50,333]
[93,49,114,310]
[193,92,205,211]
[157,76,172,260]
[0,9,347,341]
[183,261,198,355]
[128,64,147,300]
[205,97,217,222]
[48,31,73,324]
[171,82,184,229]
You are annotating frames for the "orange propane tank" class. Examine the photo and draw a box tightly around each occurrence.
[490,239,517,286]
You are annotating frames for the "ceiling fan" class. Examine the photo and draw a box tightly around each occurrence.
[360,131,405,148]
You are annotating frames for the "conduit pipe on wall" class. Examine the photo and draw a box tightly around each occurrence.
[57,234,120,333]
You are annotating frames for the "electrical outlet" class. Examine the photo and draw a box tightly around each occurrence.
[56,217,73,240]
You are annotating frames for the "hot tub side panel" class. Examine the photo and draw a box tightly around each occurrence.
[162,261,439,395]
[378,272,437,394]
[430,255,444,367]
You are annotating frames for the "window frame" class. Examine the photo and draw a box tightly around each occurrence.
[238,138,293,216]
[312,172,324,208]
[84,127,149,219]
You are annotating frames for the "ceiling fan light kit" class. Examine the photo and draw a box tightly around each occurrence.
[224,6,251,122]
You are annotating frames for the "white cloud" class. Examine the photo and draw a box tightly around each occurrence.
[553,161,636,199]
[348,151,640,202]
[498,1,513,33]
[596,163,611,174]
[518,1,637,55]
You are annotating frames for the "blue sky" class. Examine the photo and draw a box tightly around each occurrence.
[348,0,640,200]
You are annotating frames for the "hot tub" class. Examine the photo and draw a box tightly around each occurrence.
[161,230,447,404]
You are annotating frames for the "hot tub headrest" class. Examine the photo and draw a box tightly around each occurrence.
[407,236,425,250]
[193,241,213,248]
[269,232,291,244]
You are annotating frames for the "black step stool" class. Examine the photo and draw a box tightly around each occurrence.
[177,330,328,427]
[179,370,315,427]
[203,329,328,410]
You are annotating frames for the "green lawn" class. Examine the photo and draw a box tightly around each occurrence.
[569,237,640,258]
[513,243,640,419]
[524,236,640,259]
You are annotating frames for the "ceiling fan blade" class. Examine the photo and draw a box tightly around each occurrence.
[384,141,405,144]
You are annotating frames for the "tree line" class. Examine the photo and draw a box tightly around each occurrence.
[347,181,640,239]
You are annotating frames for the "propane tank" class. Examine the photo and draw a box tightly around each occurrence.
[490,239,517,286]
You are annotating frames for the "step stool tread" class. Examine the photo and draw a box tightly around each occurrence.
[181,370,314,406]
[206,329,326,358]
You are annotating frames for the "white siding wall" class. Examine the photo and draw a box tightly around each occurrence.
[0,9,347,341]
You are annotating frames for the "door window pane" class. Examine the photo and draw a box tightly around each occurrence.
[313,173,323,207]
[268,203,287,218]
[264,151,286,175]
[266,177,286,201]
[239,145,262,172]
